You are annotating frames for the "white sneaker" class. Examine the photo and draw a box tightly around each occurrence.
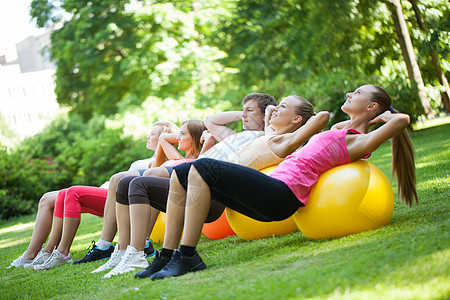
[33,249,73,271]
[7,252,33,268]
[91,247,125,273]
[103,245,148,278]
[23,249,51,269]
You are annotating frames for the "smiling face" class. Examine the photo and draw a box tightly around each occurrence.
[177,123,194,151]
[146,125,164,150]
[269,96,302,129]
[341,85,378,115]
[242,99,265,131]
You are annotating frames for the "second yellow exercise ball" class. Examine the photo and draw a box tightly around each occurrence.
[294,160,394,239]
[150,212,166,243]
[225,165,299,240]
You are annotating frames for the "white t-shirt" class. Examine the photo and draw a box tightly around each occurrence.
[199,131,260,161]
[99,157,156,189]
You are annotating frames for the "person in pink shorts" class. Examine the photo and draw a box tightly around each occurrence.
[8,121,179,270]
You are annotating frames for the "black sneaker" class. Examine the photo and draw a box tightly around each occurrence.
[144,240,155,257]
[150,250,206,280]
[73,241,114,264]
[134,250,171,279]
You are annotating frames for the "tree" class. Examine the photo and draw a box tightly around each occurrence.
[385,0,434,116]
[211,0,422,122]
[408,0,450,112]
[30,0,230,119]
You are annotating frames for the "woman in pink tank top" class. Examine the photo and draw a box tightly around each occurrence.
[147,85,418,280]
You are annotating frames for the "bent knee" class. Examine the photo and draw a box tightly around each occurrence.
[111,170,138,184]
[39,191,58,210]
[144,167,169,178]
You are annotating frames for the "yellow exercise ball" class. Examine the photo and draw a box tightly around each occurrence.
[150,212,166,243]
[294,160,394,239]
[226,165,299,240]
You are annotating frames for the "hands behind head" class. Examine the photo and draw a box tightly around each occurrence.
[200,130,213,145]
[368,110,393,125]
[265,105,276,116]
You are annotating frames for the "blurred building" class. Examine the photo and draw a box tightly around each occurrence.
[0,31,60,144]
[16,31,55,72]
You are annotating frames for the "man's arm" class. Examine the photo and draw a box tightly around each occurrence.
[205,111,243,142]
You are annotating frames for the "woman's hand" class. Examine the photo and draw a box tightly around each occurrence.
[368,110,393,125]
[265,105,276,117]
[200,130,212,145]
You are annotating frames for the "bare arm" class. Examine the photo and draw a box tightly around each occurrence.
[205,111,243,142]
[269,111,330,158]
[158,133,183,162]
[264,105,276,135]
[347,111,410,161]
[153,141,167,167]
[199,130,217,155]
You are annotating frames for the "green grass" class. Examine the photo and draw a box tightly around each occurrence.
[1,121,449,299]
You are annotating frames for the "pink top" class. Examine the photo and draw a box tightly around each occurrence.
[161,158,195,167]
[270,129,370,205]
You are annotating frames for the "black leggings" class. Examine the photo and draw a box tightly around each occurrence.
[116,175,225,223]
[173,158,302,222]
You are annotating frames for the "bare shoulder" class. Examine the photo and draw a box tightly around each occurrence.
[331,120,349,130]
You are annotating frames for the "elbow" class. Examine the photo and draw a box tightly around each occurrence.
[399,113,410,127]
[205,115,215,130]
[318,111,330,127]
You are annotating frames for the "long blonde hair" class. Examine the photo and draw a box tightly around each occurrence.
[369,85,418,207]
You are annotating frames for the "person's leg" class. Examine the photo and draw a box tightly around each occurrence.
[128,176,169,251]
[74,171,141,265]
[151,159,300,280]
[43,189,67,254]
[142,166,170,178]
[115,176,140,250]
[147,206,160,240]
[134,173,185,279]
[8,190,61,268]
[99,170,140,244]
[179,166,212,247]
[23,190,59,260]
[31,190,71,270]
[148,167,206,280]
[91,176,141,274]
[162,171,187,250]
[57,186,108,255]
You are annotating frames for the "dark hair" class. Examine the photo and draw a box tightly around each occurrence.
[182,119,207,158]
[369,85,418,207]
[242,93,277,114]
[290,95,316,127]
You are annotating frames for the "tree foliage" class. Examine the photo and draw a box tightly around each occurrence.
[30,0,231,119]
[29,0,449,120]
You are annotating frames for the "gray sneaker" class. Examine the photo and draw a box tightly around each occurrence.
[23,249,51,269]
[7,252,33,268]
[33,249,73,271]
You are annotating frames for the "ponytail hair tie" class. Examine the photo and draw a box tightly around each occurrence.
[389,106,394,113]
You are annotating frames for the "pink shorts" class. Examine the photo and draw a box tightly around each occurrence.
[53,186,108,219]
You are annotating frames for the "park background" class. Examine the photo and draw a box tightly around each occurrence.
[1,0,449,220]
[0,1,449,299]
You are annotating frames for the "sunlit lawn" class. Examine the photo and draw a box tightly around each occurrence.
[1,120,449,299]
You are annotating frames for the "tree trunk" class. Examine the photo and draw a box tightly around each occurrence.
[408,0,450,112]
[386,0,434,117]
